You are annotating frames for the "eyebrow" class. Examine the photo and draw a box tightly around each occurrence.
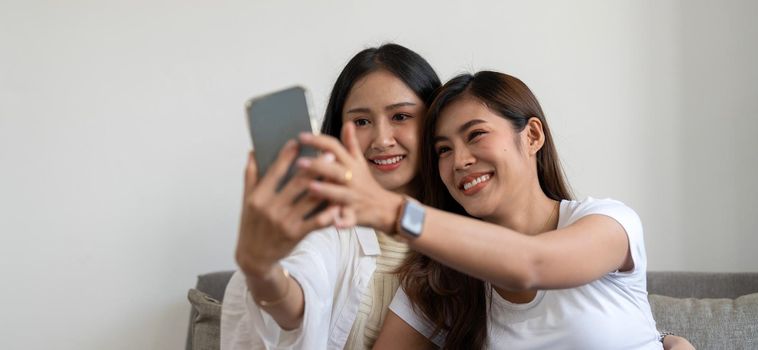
[434,119,487,143]
[345,101,417,114]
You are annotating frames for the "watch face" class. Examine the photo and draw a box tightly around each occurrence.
[400,200,425,237]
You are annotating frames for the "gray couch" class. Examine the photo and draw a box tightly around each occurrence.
[186,271,758,350]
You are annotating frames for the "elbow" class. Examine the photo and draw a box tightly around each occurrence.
[495,251,540,291]
[511,269,539,291]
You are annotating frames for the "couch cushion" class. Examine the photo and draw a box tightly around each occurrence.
[188,288,222,350]
[650,292,758,349]
[187,271,235,350]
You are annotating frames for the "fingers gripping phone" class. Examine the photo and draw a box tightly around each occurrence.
[246,86,318,192]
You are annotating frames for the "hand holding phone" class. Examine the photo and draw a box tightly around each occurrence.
[235,87,339,281]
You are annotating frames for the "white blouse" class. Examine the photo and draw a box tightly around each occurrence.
[221,225,383,350]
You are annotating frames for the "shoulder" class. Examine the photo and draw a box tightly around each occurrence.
[561,197,648,273]
[561,197,640,228]
[389,287,445,347]
[562,197,634,215]
[560,197,644,246]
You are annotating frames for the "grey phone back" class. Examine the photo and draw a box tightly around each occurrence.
[246,86,317,189]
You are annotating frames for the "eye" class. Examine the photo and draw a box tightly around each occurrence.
[435,145,451,157]
[353,118,371,127]
[467,130,487,142]
[391,113,412,122]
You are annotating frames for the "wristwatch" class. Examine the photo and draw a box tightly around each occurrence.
[659,331,675,343]
[395,196,426,239]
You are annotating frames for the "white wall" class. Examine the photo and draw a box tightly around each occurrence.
[1,1,756,349]
[678,0,758,271]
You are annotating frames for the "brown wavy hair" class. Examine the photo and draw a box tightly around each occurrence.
[397,71,573,349]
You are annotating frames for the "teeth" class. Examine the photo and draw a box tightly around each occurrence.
[463,174,491,191]
[373,156,404,165]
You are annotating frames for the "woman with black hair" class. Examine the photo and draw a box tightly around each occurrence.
[221,43,440,349]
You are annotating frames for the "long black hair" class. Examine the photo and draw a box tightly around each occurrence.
[320,43,441,137]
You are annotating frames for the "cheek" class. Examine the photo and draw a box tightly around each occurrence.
[395,127,419,154]
[438,158,455,187]
[353,129,373,154]
[478,140,508,163]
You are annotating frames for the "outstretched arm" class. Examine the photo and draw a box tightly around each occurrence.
[298,125,631,291]
[401,206,631,291]
[236,144,340,329]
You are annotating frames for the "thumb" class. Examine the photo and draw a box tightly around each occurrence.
[341,122,362,158]
[244,151,259,194]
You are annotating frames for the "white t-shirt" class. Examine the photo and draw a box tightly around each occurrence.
[390,197,663,350]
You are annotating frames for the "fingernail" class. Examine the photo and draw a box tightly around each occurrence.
[323,152,335,163]
[296,158,311,168]
[299,132,312,141]
[284,139,296,148]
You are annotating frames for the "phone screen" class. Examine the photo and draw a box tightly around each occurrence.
[246,86,318,190]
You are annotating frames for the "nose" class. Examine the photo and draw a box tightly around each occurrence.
[454,146,475,171]
[370,119,396,151]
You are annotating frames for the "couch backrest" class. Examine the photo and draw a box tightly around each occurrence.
[647,271,758,299]
[197,270,758,301]
[196,271,235,302]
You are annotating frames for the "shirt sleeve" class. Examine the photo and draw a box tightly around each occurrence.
[571,198,647,277]
[388,287,446,348]
[221,227,342,350]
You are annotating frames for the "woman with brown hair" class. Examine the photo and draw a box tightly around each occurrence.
[297,71,690,349]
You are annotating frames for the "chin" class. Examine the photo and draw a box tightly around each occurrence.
[463,207,493,219]
[456,199,495,219]
[466,210,489,219]
[373,170,414,192]
[375,176,411,192]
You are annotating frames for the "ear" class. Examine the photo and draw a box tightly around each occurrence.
[524,117,545,156]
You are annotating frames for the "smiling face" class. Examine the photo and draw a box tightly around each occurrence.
[342,70,426,194]
[433,95,537,219]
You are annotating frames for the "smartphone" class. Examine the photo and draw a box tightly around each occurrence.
[245,86,318,191]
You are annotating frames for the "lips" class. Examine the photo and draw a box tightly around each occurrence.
[369,154,406,172]
[457,172,494,195]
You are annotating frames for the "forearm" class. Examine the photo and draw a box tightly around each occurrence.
[245,265,305,330]
[394,206,540,291]
[382,198,628,290]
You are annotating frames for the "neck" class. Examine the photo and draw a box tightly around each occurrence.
[483,182,559,236]
[392,181,417,199]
